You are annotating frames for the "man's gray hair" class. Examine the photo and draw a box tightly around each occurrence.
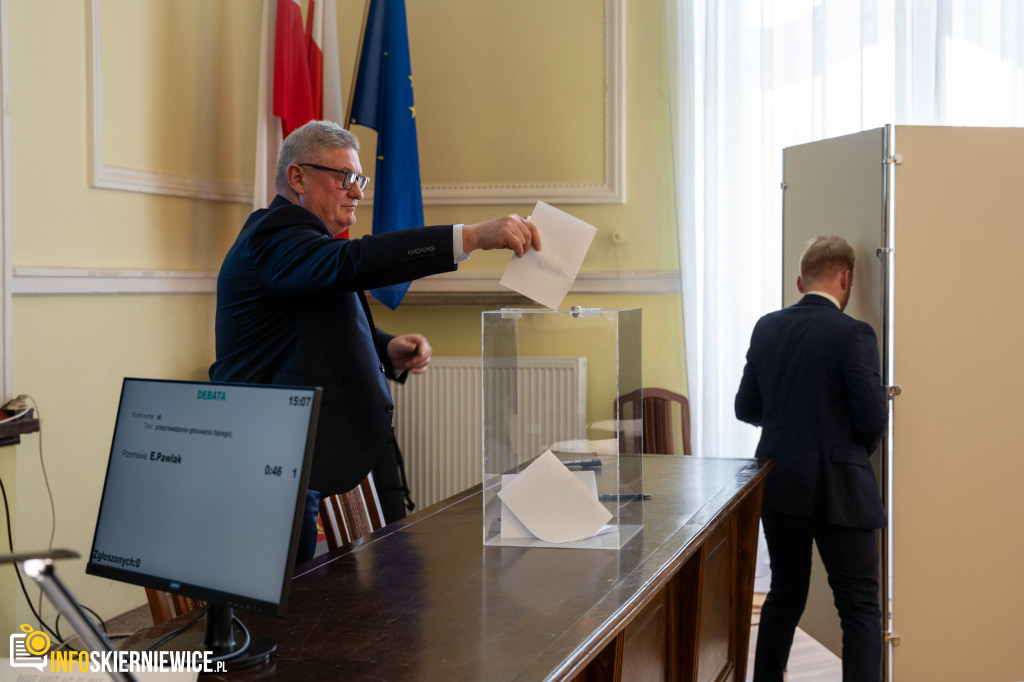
[799,235,856,285]
[275,120,360,193]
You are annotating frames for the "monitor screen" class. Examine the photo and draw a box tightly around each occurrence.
[86,378,321,618]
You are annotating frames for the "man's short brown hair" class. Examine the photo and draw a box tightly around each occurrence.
[799,235,856,285]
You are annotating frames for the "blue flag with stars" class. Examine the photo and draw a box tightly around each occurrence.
[349,0,422,309]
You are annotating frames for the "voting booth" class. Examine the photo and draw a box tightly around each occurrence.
[482,307,643,549]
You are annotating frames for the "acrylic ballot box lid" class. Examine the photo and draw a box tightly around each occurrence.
[482,307,643,549]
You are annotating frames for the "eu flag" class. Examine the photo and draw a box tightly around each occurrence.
[349,0,422,309]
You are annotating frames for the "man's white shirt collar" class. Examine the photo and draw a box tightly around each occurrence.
[806,290,841,309]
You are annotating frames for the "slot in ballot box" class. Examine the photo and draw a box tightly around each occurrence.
[482,307,643,549]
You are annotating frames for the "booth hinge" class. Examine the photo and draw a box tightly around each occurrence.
[780,182,787,190]
[876,247,893,258]
[886,385,902,398]
[886,153,904,165]
[885,632,902,647]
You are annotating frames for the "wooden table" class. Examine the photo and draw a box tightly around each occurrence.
[147,456,768,681]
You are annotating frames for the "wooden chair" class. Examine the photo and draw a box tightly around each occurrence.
[145,590,205,626]
[317,473,386,550]
[614,388,693,455]
[145,474,385,625]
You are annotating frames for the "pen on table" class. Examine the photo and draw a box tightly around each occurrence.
[561,458,602,468]
[599,493,652,501]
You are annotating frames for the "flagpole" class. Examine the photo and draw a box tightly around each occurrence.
[343,0,372,130]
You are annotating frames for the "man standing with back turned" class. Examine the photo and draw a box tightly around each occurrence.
[211,120,540,563]
[735,235,886,682]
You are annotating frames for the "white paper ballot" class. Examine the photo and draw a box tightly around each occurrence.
[500,201,597,309]
[497,450,613,543]
[500,469,601,538]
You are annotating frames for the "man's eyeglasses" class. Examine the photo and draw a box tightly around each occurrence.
[298,163,371,191]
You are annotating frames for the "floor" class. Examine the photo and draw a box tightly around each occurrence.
[747,593,842,681]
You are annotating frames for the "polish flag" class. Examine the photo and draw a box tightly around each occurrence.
[311,0,345,127]
[308,0,349,238]
[253,0,344,214]
[274,0,315,138]
[252,0,282,210]
[254,0,314,209]
[253,0,314,209]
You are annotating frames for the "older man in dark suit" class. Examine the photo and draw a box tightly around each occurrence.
[211,120,539,563]
[735,235,887,682]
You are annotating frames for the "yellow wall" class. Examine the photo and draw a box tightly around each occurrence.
[10,1,251,269]
[7,296,218,627]
[365,0,685,426]
[1,0,682,633]
[2,0,249,632]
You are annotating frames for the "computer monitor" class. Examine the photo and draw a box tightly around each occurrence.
[86,378,321,670]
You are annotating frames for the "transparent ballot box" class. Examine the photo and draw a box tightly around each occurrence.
[482,307,643,549]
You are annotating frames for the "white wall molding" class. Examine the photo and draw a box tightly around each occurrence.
[12,268,219,296]
[416,0,625,206]
[408,270,679,295]
[86,0,254,204]
[86,0,624,206]
[12,267,679,299]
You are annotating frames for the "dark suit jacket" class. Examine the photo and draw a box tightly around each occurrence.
[735,294,887,528]
[210,195,457,495]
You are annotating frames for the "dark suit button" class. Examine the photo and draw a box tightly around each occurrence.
[385,405,394,413]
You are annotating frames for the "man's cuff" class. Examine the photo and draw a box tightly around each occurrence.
[453,224,469,263]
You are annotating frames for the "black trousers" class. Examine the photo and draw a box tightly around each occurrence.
[754,509,882,682]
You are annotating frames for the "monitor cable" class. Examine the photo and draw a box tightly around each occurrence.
[142,604,254,665]
[144,603,210,653]
[54,607,110,646]
[0,472,61,641]
[211,615,252,664]
[1,397,109,648]
[20,395,59,624]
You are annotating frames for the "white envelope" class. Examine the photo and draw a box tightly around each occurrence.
[497,450,612,543]
[499,201,597,309]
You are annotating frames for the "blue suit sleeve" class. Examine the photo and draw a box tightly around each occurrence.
[735,329,763,425]
[376,329,409,384]
[841,323,887,449]
[250,209,454,294]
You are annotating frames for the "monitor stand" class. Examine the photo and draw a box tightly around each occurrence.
[137,604,276,672]
[202,604,277,671]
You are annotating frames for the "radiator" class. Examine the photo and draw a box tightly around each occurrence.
[389,356,586,509]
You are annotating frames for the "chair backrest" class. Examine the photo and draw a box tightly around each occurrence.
[145,590,204,626]
[614,387,692,455]
[145,474,385,625]
[318,473,387,550]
